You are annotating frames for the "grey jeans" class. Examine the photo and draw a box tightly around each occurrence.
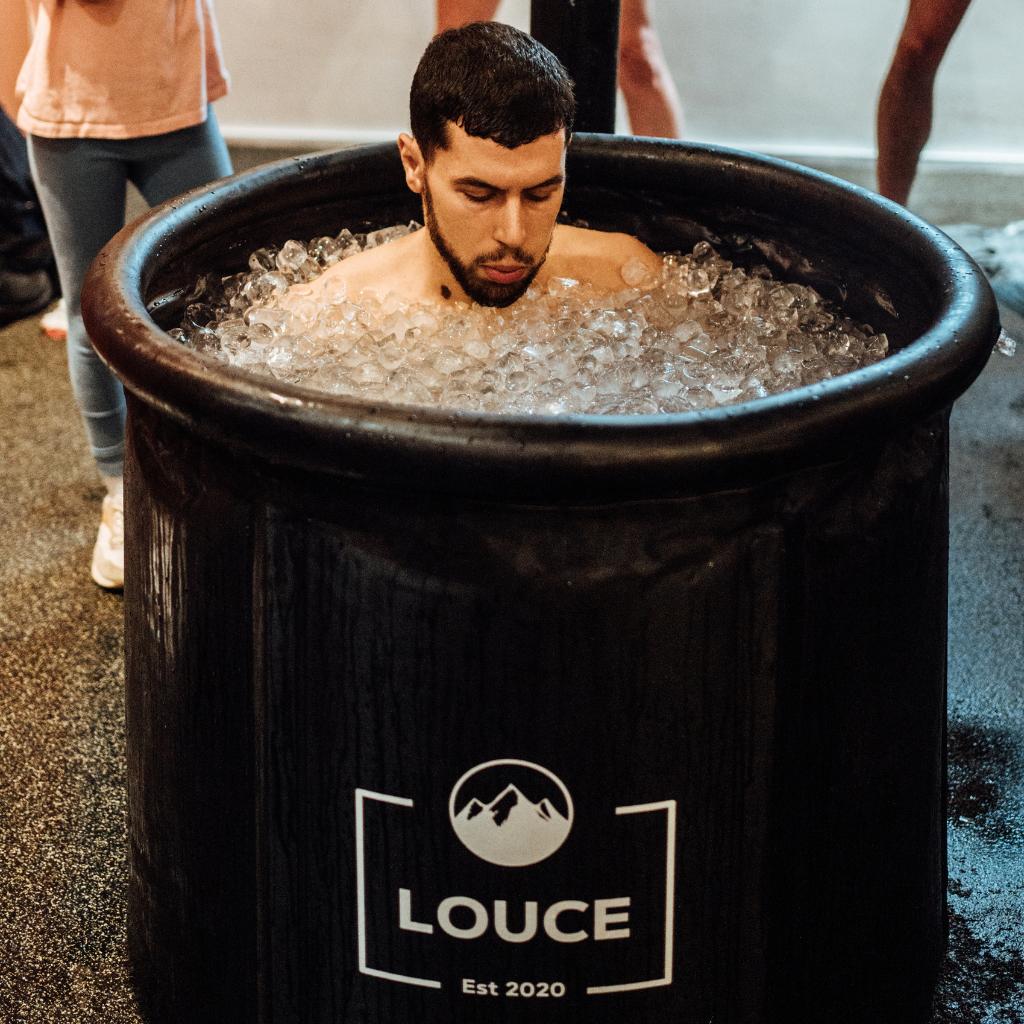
[28,110,232,477]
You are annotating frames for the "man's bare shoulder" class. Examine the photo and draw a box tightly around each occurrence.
[283,230,423,309]
[545,224,661,291]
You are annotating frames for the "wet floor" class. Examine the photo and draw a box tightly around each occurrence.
[939,303,1024,1022]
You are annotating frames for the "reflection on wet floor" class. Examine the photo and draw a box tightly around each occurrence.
[935,897,1024,1023]
[937,722,1024,1020]
[948,722,1023,844]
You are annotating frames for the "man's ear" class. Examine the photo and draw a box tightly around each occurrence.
[398,133,426,195]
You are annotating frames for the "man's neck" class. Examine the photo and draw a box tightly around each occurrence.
[412,229,472,305]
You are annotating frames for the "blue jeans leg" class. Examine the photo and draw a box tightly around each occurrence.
[129,110,232,208]
[27,111,232,479]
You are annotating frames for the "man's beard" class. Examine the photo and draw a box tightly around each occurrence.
[423,184,546,308]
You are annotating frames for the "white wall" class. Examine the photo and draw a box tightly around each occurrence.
[215,0,1024,163]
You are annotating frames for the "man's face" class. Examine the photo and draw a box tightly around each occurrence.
[402,123,567,307]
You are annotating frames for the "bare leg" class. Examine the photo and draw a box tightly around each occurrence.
[617,0,683,138]
[436,0,500,33]
[876,0,971,205]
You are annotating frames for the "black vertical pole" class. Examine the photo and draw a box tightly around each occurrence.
[530,0,621,134]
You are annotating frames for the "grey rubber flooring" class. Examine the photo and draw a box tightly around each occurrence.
[1,162,1022,1022]
[0,311,136,1022]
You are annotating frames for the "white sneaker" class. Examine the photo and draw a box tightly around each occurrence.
[40,297,68,341]
[91,493,124,589]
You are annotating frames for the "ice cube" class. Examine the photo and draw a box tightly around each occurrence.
[620,257,652,288]
[248,248,277,273]
[433,349,465,375]
[276,239,309,274]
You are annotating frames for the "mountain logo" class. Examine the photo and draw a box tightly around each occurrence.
[448,759,574,867]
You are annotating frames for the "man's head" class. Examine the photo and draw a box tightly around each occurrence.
[399,22,576,307]
[409,21,575,162]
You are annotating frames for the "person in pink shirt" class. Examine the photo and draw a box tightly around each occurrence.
[16,0,234,590]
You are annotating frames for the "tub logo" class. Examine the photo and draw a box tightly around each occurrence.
[448,759,574,867]
[356,761,677,996]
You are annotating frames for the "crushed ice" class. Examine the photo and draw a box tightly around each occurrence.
[171,224,890,415]
[996,330,1017,358]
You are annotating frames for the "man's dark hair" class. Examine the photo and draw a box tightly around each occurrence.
[410,21,575,160]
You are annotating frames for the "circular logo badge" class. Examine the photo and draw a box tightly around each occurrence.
[449,759,574,867]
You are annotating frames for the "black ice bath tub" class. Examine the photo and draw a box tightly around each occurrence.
[82,136,1000,1024]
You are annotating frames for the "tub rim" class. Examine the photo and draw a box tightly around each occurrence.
[82,135,1000,499]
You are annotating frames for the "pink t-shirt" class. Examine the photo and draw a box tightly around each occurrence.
[16,0,230,140]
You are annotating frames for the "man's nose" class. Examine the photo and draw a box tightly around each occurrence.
[493,198,526,249]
